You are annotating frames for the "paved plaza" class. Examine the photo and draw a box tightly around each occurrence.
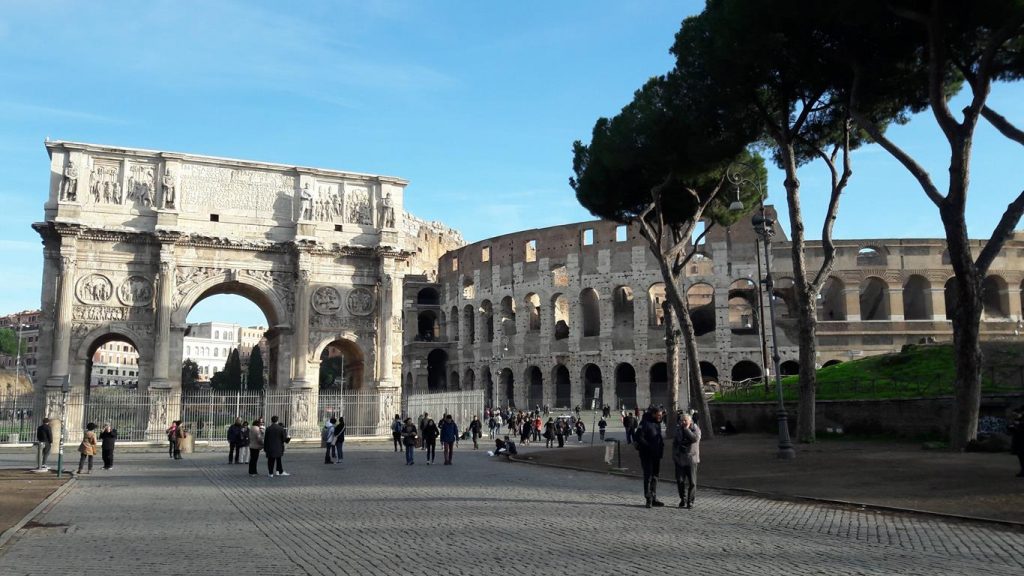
[0,443,1022,576]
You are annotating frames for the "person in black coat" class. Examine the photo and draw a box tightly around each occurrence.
[36,418,53,469]
[99,423,118,470]
[263,416,290,477]
[1010,407,1024,478]
[635,406,666,508]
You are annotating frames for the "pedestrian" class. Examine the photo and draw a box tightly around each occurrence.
[598,416,607,440]
[99,422,117,470]
[635,406,666,508]
[519,417,532,445]
[543,418,555,448]
[165,420,178,458]
[334,415,347,461]
[1010,406,1024,478]
[673,412,701,508]
[469,415,483,449]
[239,420,250,464]
[574,419,586,443]
[440,414,459,465]
[401,418,418,465]
[36,417,52,470]
[555,419,565,448]
[76,422,98,475]
[623,412,637,445]
[532,415,542,443]
[248,417,265,476]
[264,415,290,477]
[488,415,497,439]
[422,417,439,464]
[172,420,186,460]
[323,417,337,464]
[419,412,429,450]
[228,417,244,464]
[391,414,403,452]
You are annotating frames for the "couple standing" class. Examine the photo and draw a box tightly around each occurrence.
[247,416,291,477]
[635,408,701,509]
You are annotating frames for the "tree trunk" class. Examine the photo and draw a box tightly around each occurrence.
[677,302,714,439]
[794,290,818,443]
[664,302,681,440]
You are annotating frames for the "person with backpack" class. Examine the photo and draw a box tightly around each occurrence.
[401,418,418,465]
[391,414,403,452]
[440,414,460,465]
[333,416,347,461]
[422,417,440,464]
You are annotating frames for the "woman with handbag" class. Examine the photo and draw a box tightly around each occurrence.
[77,422,98,474]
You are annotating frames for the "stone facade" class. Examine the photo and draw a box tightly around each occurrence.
[401,216,1024,411]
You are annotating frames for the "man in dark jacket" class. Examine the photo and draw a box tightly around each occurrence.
[263,416,290,478]
[673,412,701,508]
[635,406,665,508]
[37,418,53,469]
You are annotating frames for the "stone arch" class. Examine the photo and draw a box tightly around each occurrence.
[318,337,365,391]
[731,360,761,383]
[859,277,891,321]
[416,309,440,341]
[982,275,1010,319]
[525,293,541,332]
[648,282,667,327]
[481,366,493,407]
[856,245,888,267]
[614,363,637,410]
[416,287,440,306]
[463,304,476,343]
[780,360,800,376]
[462,275,475,300]
[582,364,603,408]
[404,371,414,394]
[728,279,757,333]
[944,277,958,320]
[774,277,797,320]
[552,293,570,340]
[612,286,634,333]
[449,306,460,341]
[552,364,571,408]
[687,282,716,336]
[463,368,476,391]
[500,296,516,336]
[689,251,714,276]
[822,359,842,368]
[818,276,846,321]
[649,362,669,408]
[580,287,601,337]
[78,329,146,391]
[499,367,515,407]
[480,299,494,342]
[426,349,448,392]
[173,275,286,327]
[526,365,543,407]
[449,370,461,391]
[903,275,932,320]
[699,361,718,384]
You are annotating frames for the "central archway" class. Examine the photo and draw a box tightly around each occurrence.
[582,364,603,409]
[553,364,571,408]
[319,339,365,391]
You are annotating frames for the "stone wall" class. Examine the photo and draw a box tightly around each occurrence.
[709,393,1024,439]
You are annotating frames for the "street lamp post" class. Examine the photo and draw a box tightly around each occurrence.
[753,209,796,459]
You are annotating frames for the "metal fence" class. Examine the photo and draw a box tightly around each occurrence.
[405,390,485,431]
[0,388,392,443]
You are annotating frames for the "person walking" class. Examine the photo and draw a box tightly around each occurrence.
[76,422,98,475]
[323,417,337,464]
[543,418,555,448]
[239,420,250,464]
[1010,406,1024,478]
[422,417,439,464]
[391,414,403,452]
[440,414,459,465]
[673,412,701,508]
[172,420,186,460]
[401,418,418,465]
[248,418,265,476]
[36,417,52,469]
[228,418,244,464]
[555,419,566,448]
[165,420,178,458]
[623,412,637,445]
[333,416,347,461]
[264,416,290,477]
[469,416,483,449]
[598,416,607,441]
[574,419,586,443]
[635,406,666,508]
[99,422,117,470]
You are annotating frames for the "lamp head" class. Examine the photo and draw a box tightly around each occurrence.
[728,199,744,212]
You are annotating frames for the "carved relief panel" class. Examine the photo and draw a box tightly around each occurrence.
[345,186,372,225]
[179,164,295,216]
[89,159,123,205]
[126,162,157,208]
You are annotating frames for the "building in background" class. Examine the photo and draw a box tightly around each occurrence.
[90,341,139,388]
[183,322,267,382]
[0,310,41,386]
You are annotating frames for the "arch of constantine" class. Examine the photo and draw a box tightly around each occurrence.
[33,141,458,439]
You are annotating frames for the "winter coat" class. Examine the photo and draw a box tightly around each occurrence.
[401,423,418,446]
[634,414,664,460]
[440,420,459,443]
[263,423,289,458]
[249,424,266,450]
[228,423,243,444]
[99,428,118,450]
[673,423,701,467]
[78,430,97,456]
[422,422,440,441]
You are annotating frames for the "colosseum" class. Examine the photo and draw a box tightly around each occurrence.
[402,209,1024,411]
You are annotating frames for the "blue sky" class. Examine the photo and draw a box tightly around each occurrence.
[1,0,1022,328]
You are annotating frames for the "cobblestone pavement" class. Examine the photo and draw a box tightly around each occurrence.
[1,444,1022,576]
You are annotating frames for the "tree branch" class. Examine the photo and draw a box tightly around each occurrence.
[850,108,945,207]
[672,223,716,275]
[982,105,1024,147]
[811,120,852,291]
[924,5,962,143]
[975,189,1024,275]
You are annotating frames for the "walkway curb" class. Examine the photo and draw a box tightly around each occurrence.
[0,475,77,552]
[509,454,1024,529]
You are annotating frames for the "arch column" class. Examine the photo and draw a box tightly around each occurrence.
[843,287,861,321]
[1009,283,1023,320]
[888,287,904,321]
[289,252,316,438]
[46,244,77,393]
[150,243,175,390]
[929,287,947,321]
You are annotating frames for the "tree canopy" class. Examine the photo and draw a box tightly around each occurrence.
[0,328,25,357]
[246,345,265,390]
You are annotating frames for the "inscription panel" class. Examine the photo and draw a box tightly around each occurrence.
[180,163,295,215]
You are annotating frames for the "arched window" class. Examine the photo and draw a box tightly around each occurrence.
[480,300,494,342]
[859,277,891,320]
[526,366,543,407]
[982,275,1010,319]
[648,283,666,327]
[614,363,637,410]
[687,283,716,336]
[416,287,440,306]
[856,246,887,267]
[649,363,668,408]
[427,349,448,392]
[580,288,600,337]
[582,364,603,408]
[728,279,757,333]
[552,293,570,340]
[417,310,440,341]
[500,296,516,336]
[731,360,762,383]
[463,305,476,343]
[903,275,932,320]
[818,277,847,321]
[525,293,541,332]
[553,365,571,408]
[449,306,460,341]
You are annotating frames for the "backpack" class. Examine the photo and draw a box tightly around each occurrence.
[391,420,402,434]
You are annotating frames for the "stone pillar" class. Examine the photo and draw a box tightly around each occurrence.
[46,245,77,392]
[1008,284,1022,321]
[888,287,905,321]
[150,243,175,389]
[148,386,175,441]
[843,287,861,322]
[378,259,403,392]
[929,287,947,321]
[291,265,311,387]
